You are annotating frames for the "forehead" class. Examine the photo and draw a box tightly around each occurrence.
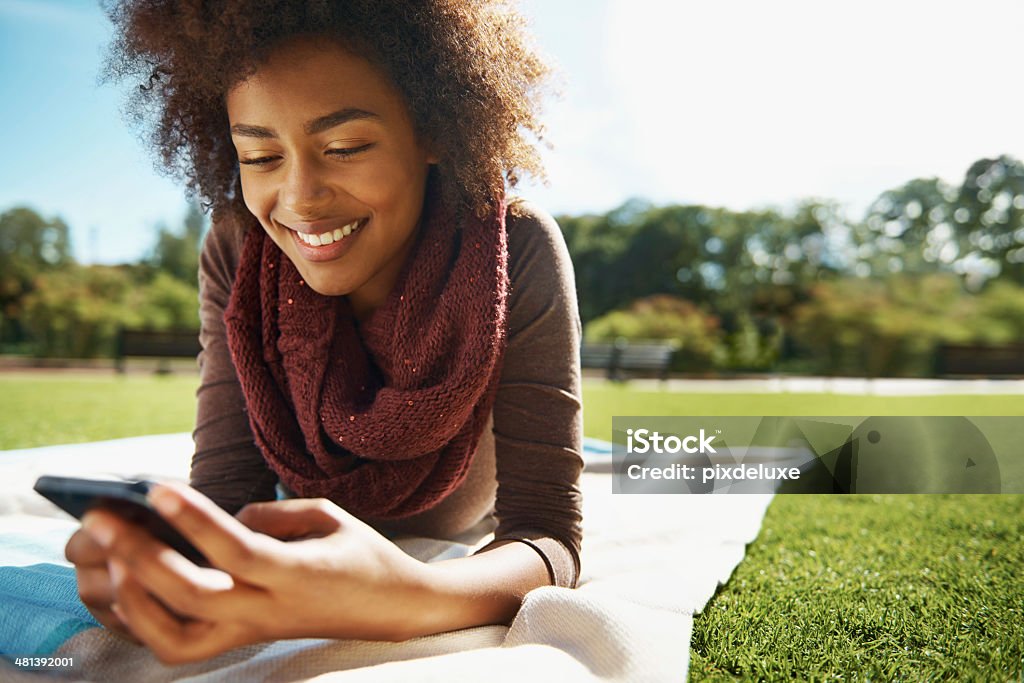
[225,37,407,124]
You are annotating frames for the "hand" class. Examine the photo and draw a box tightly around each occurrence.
[80,482,433,664]
[64,527,141,644]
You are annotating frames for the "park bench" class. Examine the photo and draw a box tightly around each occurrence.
[933,343,1024,378]
[580,340,677,382]
[115,328,201,374]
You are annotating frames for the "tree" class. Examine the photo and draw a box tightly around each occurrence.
[952,155,1024,287]
[21,266,199,358]
[852,177,955,279]
[147,202,208,284]
[0,206,73,347]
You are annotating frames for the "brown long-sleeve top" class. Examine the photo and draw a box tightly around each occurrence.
[189,200,584,588]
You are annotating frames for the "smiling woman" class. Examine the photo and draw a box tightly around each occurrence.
[60,0,584,664]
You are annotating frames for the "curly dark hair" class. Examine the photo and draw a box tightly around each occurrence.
[101,0,552,221]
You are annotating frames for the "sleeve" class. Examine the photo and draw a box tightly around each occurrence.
[473,200,585,589]
[189,214,279,513]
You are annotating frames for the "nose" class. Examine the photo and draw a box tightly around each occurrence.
[279,155,334,218]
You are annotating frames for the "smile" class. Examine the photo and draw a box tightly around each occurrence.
[293,219,365,246]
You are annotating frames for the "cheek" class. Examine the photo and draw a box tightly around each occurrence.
[240,177,269,217]
[355,158,429,215]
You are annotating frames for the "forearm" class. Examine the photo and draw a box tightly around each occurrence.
[400,539,552,640]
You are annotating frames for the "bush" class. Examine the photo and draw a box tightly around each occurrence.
[791,274,1024,376]
[21,266,198,358]
[584,294,721,372]
[712,313,783,372]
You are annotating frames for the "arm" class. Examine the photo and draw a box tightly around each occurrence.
[191,213,278,512]
[477,200,585,588]
[337,199,587,636]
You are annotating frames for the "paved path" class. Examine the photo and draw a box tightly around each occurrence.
[584,376,1024,395]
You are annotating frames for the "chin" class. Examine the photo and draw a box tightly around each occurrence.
[301,273,351,297]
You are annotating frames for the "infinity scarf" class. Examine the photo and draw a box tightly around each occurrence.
[224,184,509,519]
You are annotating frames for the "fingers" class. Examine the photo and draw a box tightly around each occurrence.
[65,527,107,566]
[235,498,345,540]
[83,509,259,621]
[77,564,116,609]
[68,526,139,643]
[72,563,141,644]
[145,482,286,583]
[111,565,251,665]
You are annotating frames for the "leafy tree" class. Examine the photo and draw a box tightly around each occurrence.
[147,202,208,284]
[21,266,198,358]
[853,178,955,278]
[952,155,1024,287]
[0,207,73,347]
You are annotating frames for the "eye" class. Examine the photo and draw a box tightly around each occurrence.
[239,155,279,166]
[327,143,374,159]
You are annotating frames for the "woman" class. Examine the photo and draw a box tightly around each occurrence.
[65,0,583,664]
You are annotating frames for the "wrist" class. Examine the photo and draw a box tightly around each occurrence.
[394,540,548,640]
[389,558,468,641]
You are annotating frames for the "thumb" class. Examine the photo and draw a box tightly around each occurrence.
[235,499,345,540]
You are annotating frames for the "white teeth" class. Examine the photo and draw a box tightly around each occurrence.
[296,220,362,246]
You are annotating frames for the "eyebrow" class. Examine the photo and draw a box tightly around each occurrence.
[230,108,380,139]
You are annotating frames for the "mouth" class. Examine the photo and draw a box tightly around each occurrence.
[275,216,369,264]
[284,218,368,246]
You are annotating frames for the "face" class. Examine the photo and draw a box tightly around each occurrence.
[225,36,436,319]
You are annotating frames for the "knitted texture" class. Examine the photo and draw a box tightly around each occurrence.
[224,183,509,518]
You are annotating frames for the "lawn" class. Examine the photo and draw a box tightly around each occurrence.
[1,373,1021,680]
[0,373,199,449]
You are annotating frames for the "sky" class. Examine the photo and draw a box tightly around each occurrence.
[1,0,1022,264]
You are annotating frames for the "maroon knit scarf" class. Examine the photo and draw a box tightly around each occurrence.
[224,185,509,519]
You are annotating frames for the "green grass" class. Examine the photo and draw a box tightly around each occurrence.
[0,374,199,449]
[689,495,1024,681]
[1,374,1021,680]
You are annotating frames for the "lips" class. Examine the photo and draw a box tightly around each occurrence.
[276,216,369,263]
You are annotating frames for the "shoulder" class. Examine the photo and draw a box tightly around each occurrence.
[505,198,566,257]
[501,197,579,334]
[200,210,249,288]
[503,198,575,290]
[204,210,249,259]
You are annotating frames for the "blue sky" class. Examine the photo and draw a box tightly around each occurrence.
[2,0,1022,264]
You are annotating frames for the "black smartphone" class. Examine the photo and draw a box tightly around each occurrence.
[34,475,207,565]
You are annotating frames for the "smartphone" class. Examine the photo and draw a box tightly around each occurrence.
[34,475,207,565]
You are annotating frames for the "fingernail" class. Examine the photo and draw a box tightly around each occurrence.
[148,485,181,516]
[108,559,125,586]
[83,514,114,548]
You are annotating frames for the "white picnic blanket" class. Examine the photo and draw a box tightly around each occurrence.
[0,434,772,682]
